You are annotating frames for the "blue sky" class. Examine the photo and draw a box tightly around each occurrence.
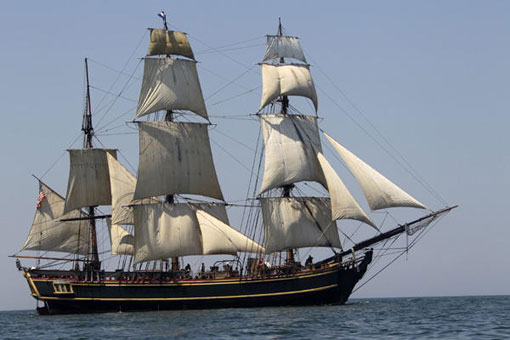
[1,1,509,310]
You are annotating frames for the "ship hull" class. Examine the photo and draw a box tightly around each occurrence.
[24,253,371,314]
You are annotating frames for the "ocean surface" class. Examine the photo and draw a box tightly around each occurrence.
[1,296,509,339]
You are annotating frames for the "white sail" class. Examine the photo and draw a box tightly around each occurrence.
[260,63,318,111]
[259,114,326,194]
[133,203,262,263]
[63,149,117,214]
[195,209,264,255]
[107,154,137,225]
[263,35,307,63]
[191,202,230,225]
[147,29,194,59]
[133,121,224,201]
[316,152,377,229]
[324,132,427,211]
[260,197,341,254]
[135,57,208,120]
[133,203,203,263]
[23,181,89,255]
[107,154,160,225]
[106,219,134,255]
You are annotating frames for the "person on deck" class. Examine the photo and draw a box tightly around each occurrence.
[199,263,206,278]
[305,255,313,269]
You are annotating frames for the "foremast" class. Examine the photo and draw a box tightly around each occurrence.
[257,20,433,262]
[258,20,342,258]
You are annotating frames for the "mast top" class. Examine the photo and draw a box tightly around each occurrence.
[158,11,168,30]
[82,58,93,149]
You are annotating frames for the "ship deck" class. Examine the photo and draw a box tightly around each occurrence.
[23,252,372,314]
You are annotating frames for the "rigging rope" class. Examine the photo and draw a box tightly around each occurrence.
[307,52,448,207]
[204,65,257,102]
[352,212,447,294]
[39,133,82,180]
[92,30,146,127]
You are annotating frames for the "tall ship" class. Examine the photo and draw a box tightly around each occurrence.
[13,14,456,314]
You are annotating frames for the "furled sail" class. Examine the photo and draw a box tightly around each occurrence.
[147,29,195,59]
[260,63,318,111]
[260,197,341,254]
[106,219,134,255]
[263,35,307,63]
[63,149,117,214]
[23,181,89,255]
[323,132,427,211]
[133,203,263,263]
[136,57,208,120]
[316,152,377,229]
[133,121,224,201]
[107,154,159,225]
[259,114,326,194]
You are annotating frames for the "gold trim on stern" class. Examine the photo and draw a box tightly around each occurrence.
[24,272,42,298]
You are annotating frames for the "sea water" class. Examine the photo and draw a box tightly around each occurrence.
[1,296,509,339]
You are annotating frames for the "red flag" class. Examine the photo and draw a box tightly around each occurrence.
[36,191,46,208]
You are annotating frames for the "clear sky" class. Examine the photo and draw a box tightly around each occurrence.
[1,1,509,311]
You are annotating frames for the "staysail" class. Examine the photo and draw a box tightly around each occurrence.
[195,209,264,255]
[107,219,134,256]
[107,153,160,225]
[323,132,427,211]
[316,152,377,228]
[23,181,90,255]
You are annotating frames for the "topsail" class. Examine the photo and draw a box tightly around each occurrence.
[63,148,117,214]
[263,35,307,63]
[133,121,224,201]
[259,114,326,194]
[260,64,318,111]
[136,58,208,120]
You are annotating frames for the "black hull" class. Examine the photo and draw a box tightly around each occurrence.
[24,252,372,315]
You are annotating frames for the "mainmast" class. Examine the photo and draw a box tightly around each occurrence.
[128,11,264,265]
[82,57,100,268]
[159,11,179,270]
[276,18,294,262]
